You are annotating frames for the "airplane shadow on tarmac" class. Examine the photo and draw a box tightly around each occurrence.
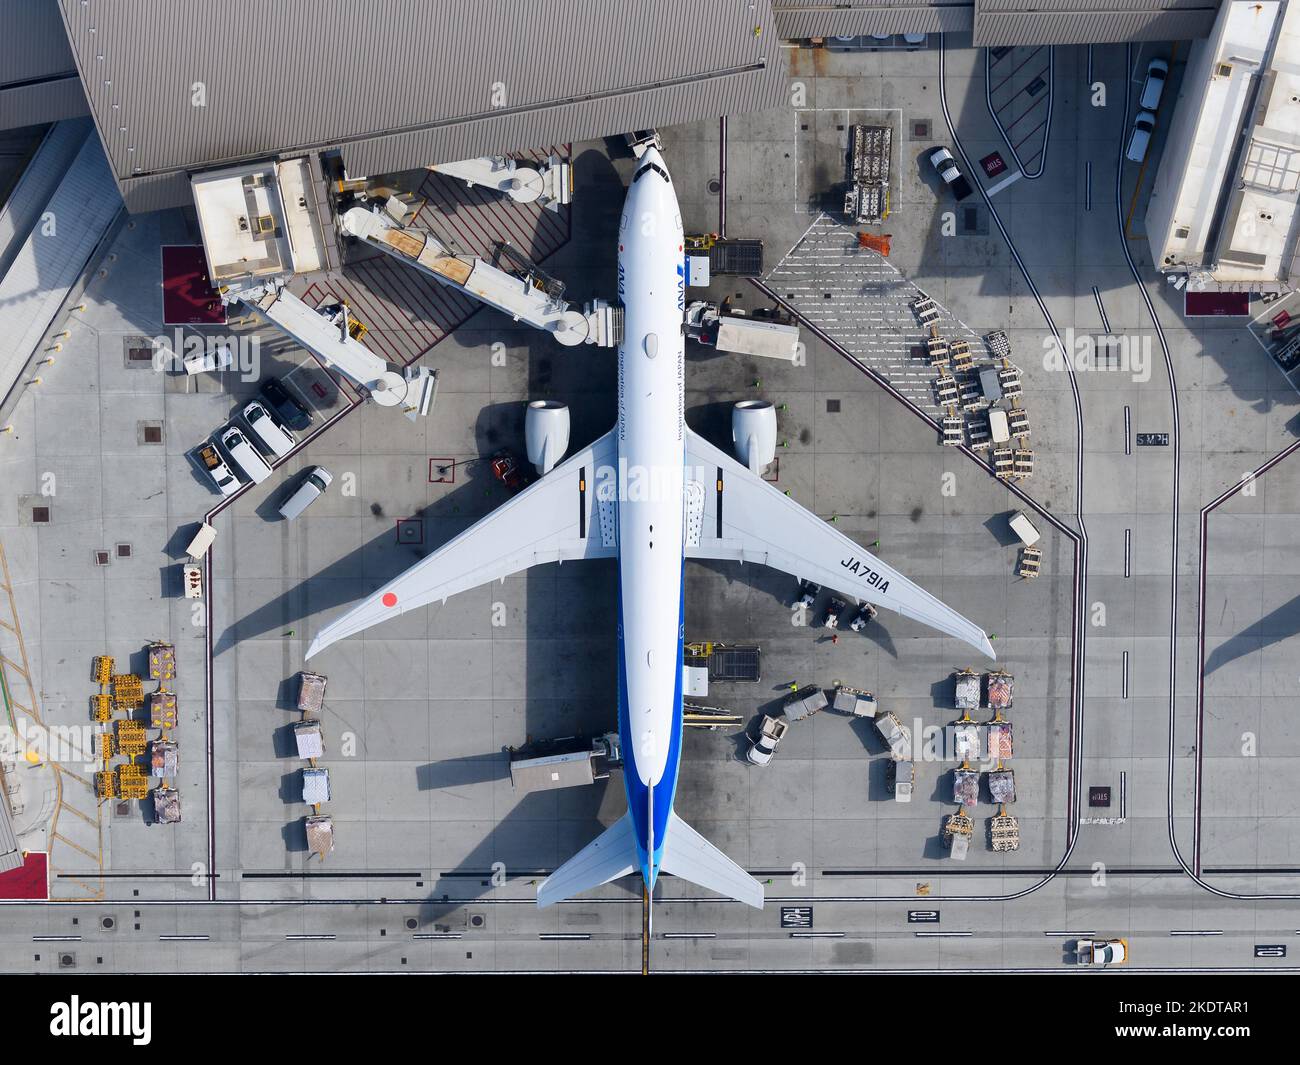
[1203,592,1300,676]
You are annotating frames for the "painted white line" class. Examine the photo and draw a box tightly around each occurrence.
[1045,929,1096,937]
[539,933,591,941]
[662,932,717,939]
[915,931,973,938]
[1170,929,1223,936]
[985,169,1023,197]
[790,931,845,939]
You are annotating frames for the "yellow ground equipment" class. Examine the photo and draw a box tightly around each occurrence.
[116,763,149,799]
[90,694,112,723]
[112,674,143,711]
[93,656,114,685]
[115,719,147,756]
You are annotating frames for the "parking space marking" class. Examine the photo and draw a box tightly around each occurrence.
[985,168,1023,197]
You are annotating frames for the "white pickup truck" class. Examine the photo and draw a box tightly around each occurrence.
[1076,938,1128,966]
[747,715,789,766]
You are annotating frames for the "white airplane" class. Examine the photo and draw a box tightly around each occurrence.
[305,147,994,910]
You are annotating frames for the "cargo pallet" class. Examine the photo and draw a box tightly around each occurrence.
[989,806,1020,851]
[116,719,147,756]
[985,330,1011,359]
[1018,545,1042,578]
[149,690,178,731]
[112,674,144,711]
[117,763,149,800]
[147,641,176,682]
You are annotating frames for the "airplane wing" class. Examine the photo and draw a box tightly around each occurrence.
[536,813,637,908]
[306,427,618,659]
[684,427,994,658]
[660,812,764,909]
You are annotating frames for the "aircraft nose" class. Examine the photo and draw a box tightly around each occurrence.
[634,146,671,184]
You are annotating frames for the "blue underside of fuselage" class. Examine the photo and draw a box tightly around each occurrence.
[616,571,685,890]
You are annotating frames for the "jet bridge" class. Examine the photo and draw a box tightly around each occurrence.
[246,287,436,420]
[190,159,436,420]
[428,154,571,210]
[340,203,620,347]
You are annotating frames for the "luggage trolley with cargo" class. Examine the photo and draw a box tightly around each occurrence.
[832,685,878,718]
[783,685,828,722]
[297,672,327,714]
[953,764,979,806]
[954,669,981,712]
[944,809,973,860]
[985,670,1013,712]
[874,711,912,760]
[989,806,1020,851]
[888,758,915,802]
[987,767,1017,804]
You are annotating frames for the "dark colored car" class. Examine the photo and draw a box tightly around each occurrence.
[259,378,312,432]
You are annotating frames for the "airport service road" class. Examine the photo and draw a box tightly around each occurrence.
[936,37,1300,909]
[8,872,1300,973]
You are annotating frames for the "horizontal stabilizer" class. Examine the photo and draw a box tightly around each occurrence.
[659,812,764,909]
[536,813,637,908]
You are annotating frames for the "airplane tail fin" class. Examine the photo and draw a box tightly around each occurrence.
[534,810,766,910]
[659,812,765,909]
[536,813,637,908]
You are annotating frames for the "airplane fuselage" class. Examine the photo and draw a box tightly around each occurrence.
[614,150,687,889]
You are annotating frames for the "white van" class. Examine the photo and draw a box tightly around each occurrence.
[219,425,272,484]
[278,466,333,520]
[183,343,233,376]
[1140,57,1169,111]
[1008,510,1041,547]
[1126,111,1156,163]
[243,399,295,458]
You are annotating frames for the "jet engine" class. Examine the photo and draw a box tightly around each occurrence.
[731,400,777,474]
[525,400,570,475]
